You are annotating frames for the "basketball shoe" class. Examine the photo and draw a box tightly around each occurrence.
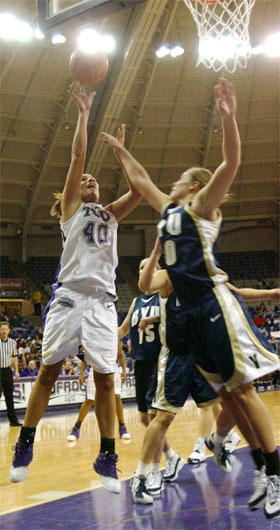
[119,425,131,440]
[188,437,206,464]
[93,452,121,494]
[67,426,80,441]
[224,431,241,454]
[264,475,280,519]
[130,473,153,504]
[146,471,164,496]
[9,441,33,482]
[205,433,232,472]
[163,453,186,482]
[248,466,267,510]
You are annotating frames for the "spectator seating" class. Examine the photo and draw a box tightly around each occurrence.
[217,250,278,281]
[0,256,15,278]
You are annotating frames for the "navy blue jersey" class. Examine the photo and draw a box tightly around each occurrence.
[158,202,228,307]
[160,292,191,356]
[130,292,161,362]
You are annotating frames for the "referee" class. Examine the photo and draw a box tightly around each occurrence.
[0,321,22,426]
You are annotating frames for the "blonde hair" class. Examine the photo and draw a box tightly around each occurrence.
[187,167,233,203]
[50,192,62,218]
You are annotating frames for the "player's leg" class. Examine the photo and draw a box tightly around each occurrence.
[131,409,175,503]
[9,360,63,482]
[115,393,131,439]
[86,297,121,493]
[188,407,214,465]
[195,286,280,518]
[114,369,131,439]
[68,367,95,441]
[67,399,94,441]
[221,383,280,516]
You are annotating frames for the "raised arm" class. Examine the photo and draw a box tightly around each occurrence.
[118,297,137,338]
[227,283,280,302]
[192,78,241,219]
[102,130,170,214]
[117,339,127,383]
[105,124,142,222]
[61,83,96,222]
[138,238,171,296]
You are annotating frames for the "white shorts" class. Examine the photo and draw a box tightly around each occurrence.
[42,286,118,374]
[86,367,122,400]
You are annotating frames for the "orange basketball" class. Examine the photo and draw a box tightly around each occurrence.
[69,49,108,86]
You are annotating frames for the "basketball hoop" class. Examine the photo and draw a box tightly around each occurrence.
[183,0,256,73]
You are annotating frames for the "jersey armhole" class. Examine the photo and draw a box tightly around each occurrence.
[160,200,173,215]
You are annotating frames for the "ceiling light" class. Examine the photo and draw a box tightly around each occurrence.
[16,21,33,42]
[0,13,19,40]
[170,45,184,58]
[52,32,66,44]
[251,45,264,55]
[100,34,116,53]
[155,45,170,58]
[199,36,248,61]
[77,28,101,53]
[263,32,280,57]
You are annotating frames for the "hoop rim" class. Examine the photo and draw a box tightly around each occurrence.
[190,0,231,3]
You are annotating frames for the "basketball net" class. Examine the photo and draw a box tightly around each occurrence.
[183,0,256,73]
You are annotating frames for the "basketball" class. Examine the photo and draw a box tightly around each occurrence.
[69,49,108,86]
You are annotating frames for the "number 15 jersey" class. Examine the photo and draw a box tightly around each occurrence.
[130,292,161,362]
[58,202,118,296]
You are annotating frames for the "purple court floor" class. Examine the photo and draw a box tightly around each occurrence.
[1,446,279,529]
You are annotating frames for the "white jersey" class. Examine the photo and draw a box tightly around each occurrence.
[57,202,118,296]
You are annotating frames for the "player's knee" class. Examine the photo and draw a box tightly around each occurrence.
[155,411,174,429]
[37,366,58,390]
[140,413,149,427]
[95,372,114,393]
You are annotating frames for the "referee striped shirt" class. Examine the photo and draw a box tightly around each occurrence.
[0,338,17,368]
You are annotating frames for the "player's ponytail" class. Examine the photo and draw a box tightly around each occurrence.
[50,192,62,218]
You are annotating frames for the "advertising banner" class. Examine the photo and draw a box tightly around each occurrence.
[0,374,136,411]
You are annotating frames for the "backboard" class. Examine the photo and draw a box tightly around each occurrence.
[37,0,147,33]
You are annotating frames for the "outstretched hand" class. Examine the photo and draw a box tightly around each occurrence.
[214,78,236,118]
[70,82,96,113]
[101,132,124,152]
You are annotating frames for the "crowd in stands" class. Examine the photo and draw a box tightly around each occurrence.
[1,249,279,391]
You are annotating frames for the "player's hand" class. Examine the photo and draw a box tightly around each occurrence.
[121,370,127,383]
[138,318,149,331]
[14,371,19,381]
[70,82,96,113]
[101,132,123,151]
[214,78,236,118]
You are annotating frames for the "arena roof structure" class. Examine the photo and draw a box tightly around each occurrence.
[1,0,279,247]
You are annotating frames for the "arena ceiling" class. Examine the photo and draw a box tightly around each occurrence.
[1,0,279,242]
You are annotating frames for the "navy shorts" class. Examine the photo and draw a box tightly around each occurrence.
[184,284,279,392]
[134,360,158,413]
[153,347,219,413]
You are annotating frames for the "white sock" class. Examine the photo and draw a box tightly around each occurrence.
[214,433,225,446]
[151,462,161,473]
[226,429,234,439]
[136,461,149,477]
[165,448,176,460]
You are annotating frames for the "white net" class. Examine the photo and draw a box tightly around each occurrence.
[183,0,256,73]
